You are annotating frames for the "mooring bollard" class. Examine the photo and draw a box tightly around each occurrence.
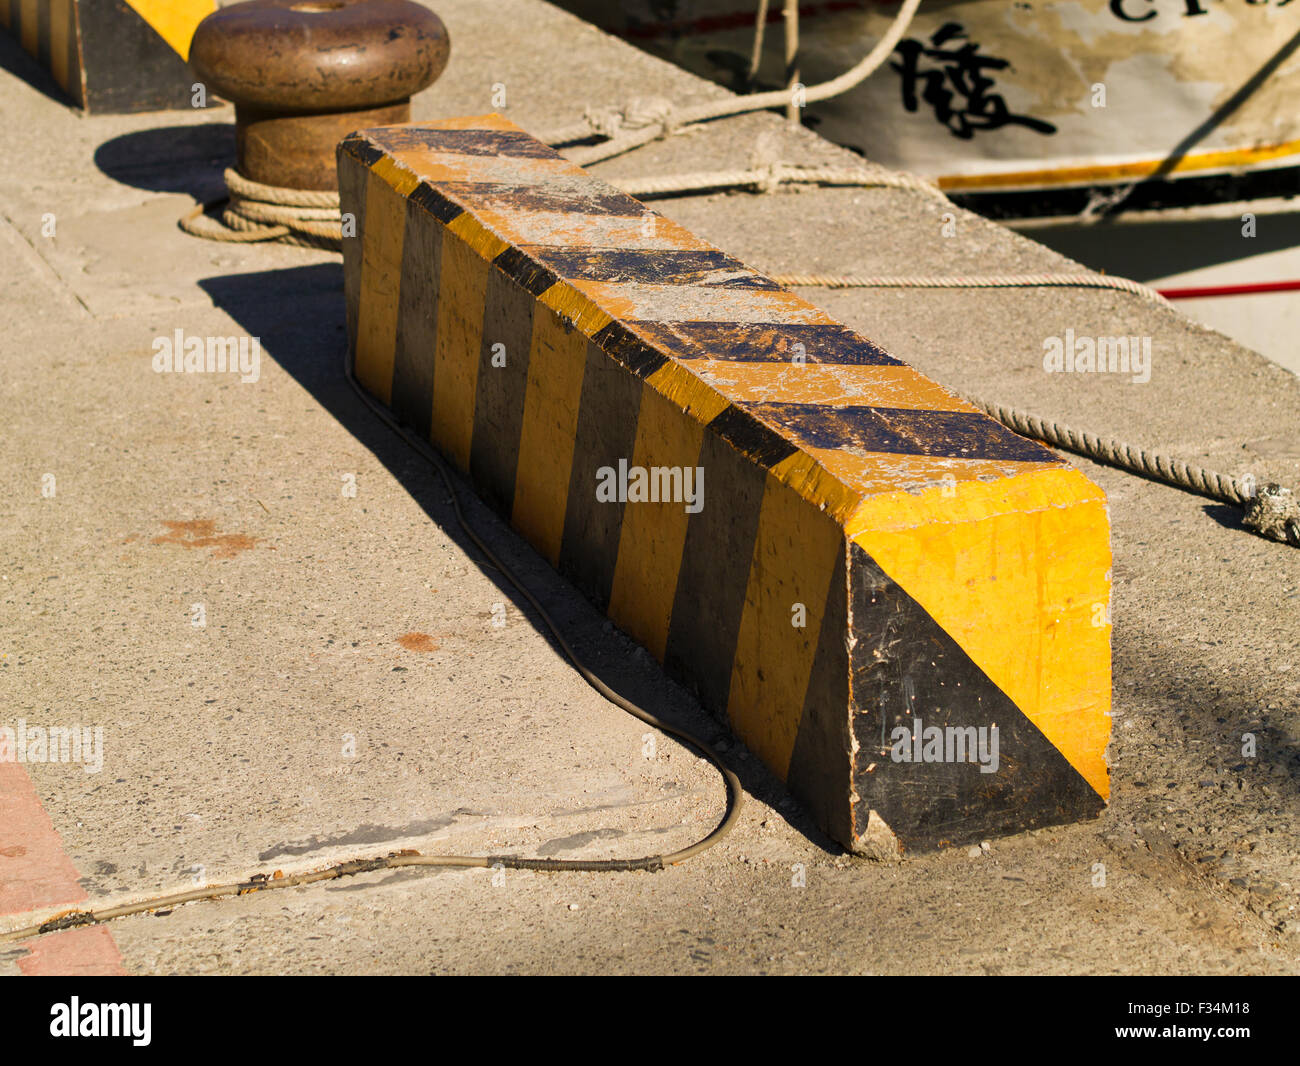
[189,0,450,191]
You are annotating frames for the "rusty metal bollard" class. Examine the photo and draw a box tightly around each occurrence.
[189,0,450,191]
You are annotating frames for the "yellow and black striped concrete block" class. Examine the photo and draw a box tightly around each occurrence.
[1,0,212,112]
[339,116,1113,854]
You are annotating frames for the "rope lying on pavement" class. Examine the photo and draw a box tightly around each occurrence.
[539,0,924,165]
[966,399,1299,546]
[970,399,1243,503]
[773,271,1172,306]
[611,162,945,199]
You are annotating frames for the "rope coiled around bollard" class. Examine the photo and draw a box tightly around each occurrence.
[180,168,342,250]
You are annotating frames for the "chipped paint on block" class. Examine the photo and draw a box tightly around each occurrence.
[338,115,1113,853]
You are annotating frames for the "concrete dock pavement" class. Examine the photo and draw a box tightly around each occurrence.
[1,0,1298,974]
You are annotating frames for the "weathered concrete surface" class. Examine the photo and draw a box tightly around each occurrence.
[0,0,1297,974]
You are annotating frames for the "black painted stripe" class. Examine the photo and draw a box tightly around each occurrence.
[558,341,643,611]
[36,0,50,68]
[521,248,782,290]
[493,245,558,297]
[338,150,371,367]
[407,181,466,226]
[469,267,535,514]
[64,0,80,105]
[390,202,441,440]
[629,321,903,366]
[439,181,641,218]
[340,137,387,172]
[76,0,195,112]
[747,403,1062,464]
[706,404,800,470]
[367,127,562,160]
[955,164,1300,222]
[847,542,1104,849]
[591,321,669,379]
[663,431,770,723]
[785,544,852,846]
[9,0,24,51]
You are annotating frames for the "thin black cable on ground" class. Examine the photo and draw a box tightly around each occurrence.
[0,350,743,948]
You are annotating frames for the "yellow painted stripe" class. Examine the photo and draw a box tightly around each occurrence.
[353,169,407,405]
[19,0,38,54]
[478,209,706,253]
[727,475,843,779]
[851,467,1112,799]
[569,279,833,326]
[807,446,1059,501]
[643,359,730,425]
[477,206,709,257]
[371,154,422,199]
[511,307,588,564]
[431,231,489,470]
[607,387,707,660]
[48,0,71,91]
[843,464,1100,539]
[769,450,864,530]
[682,361,977,412]
[121,0,215,60]
[538,281,614,339]
[445,210,509,262]
[939,138,1300,193]
[387,150,573,189]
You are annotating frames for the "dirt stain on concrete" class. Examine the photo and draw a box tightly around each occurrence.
[397,632,440,653]
[150,519,260,559]
[259,815,459,861]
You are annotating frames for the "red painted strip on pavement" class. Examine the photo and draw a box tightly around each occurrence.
[1158,279,1300,299]
[18,926,128,976]
[0,759,127,975]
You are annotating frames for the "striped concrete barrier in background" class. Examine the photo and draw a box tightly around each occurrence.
[0,0,212,112]
[338,115,1113,854]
